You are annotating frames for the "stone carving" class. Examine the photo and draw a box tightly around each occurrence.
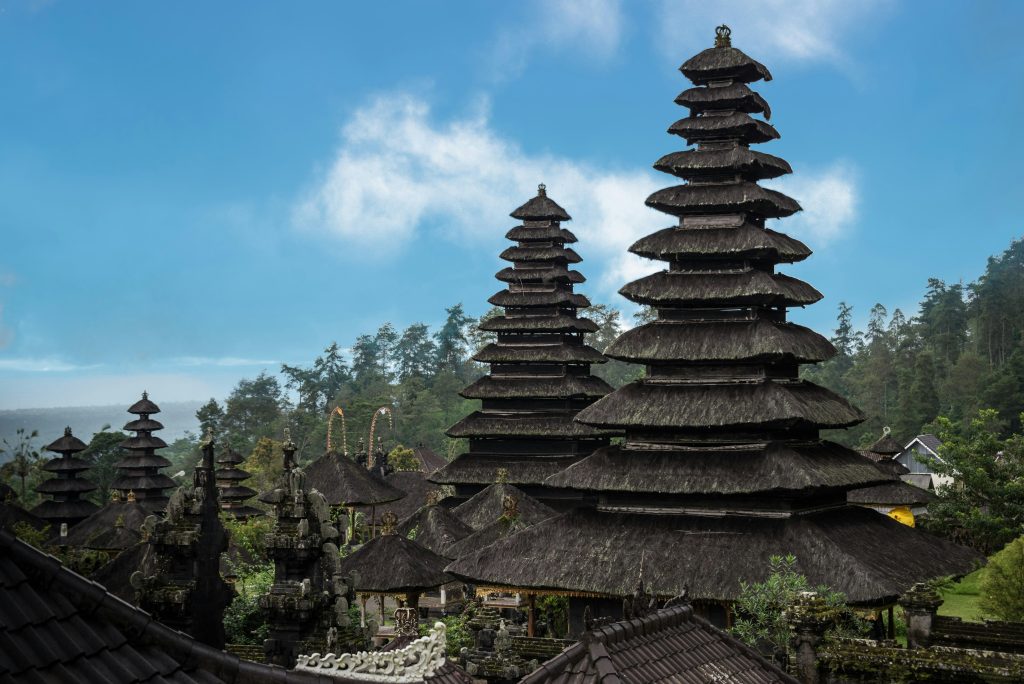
[296,621,448,682]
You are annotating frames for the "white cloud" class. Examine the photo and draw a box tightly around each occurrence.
[0,357,99,372]
[766,162,858,246]
[656,0,889,65]
[171,356,279,368]
[489,0,624,79]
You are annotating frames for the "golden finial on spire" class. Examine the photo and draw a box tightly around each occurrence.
[495,467,509,484]
[715,24,731,48]
[381,510,398,535]
[64,426,72,436]
[538,183,546,197]
[126,490,136,503]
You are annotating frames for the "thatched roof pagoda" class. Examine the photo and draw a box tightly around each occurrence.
[31,427,99,529]
[863,426,903,463]
[448,26,978,614]
[111,392,175,512]
[432,186,614,505]
[396,494,473,557]
[215,445,262,519]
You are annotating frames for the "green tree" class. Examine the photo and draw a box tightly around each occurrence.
[245,437,284,496]
[395,323,437,381]
[80,428,127,504]
[223,562,274,645]
[898,349,940,436]
[434,303,472,374]
[195,398,225,438]
[923,410,1024,554]
[281,342,351,413]
[387,444,419,471]
[0,428,41,502]
[979,535,1024,622]
[222,372,285,453]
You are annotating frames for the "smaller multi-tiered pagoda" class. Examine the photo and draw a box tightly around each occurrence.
[215,445,262,519]
[112,392,176,511]
[32,427,98,530]
[433,186,613,506]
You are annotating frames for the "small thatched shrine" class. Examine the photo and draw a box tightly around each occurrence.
[214,444,262,519]
[31,427,99,529]
[432,186,614,506]
[448,26,978,627]
[396,491,473,557]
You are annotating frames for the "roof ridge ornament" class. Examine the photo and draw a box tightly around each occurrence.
[715,24,731,48]
[296,621,448,681]
[538,183,547,197]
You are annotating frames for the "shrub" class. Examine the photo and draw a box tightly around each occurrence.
[979,536,1024,621]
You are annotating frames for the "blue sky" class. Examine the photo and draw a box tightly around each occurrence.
[1,0,1022,409]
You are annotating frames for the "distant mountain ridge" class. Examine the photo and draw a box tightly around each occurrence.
[0,401,204,462]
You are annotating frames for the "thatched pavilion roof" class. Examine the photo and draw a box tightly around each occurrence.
[303,450,405,507]
[396,504,473,557]
[338,533,454,594]
[452,482,555,531]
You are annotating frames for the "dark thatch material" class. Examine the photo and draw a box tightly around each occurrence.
[545,443,888,496]
[521,603,796,684]
[85,521,142,552]
[62,501,152,550]
[41,455,94,473]
[872,458,910,477]
[460,375,612,400]
[114,453,172,469]
[847,481,935,506]
[473,342,606,365]
[35,427,99,527]
[337,533,454,594]
[413,446,447,474]
[35,478,97,495]
[506,225,577,243]
[604,319,835,365]
[500,245,582,263]
[45,430,88,453]
[654,147,791,181]
[302,450,405,507]
[680,45,773,85]
[127,394,161,415]
[446,507,980,605]
[123,417,164,432]
[89,541,148,603]
[445,514,529,560]
[511,191,572,222]
[575,380,866,431]
[495,266,585,284]
[629,223,810,262]
[0,500,46,532]
[487,290,590,308]
[431,453,586,488]
[869,432,904,457]
[120,435,169,450]
[396,504,473,557]
[478,314,597,333]
[452,482,556,531]
[378,470,433,522]
[447,411,614,439]
[669,112,779,144]
[676,81,772,117]
[619,270,822,308]
[645,182,800,218]
[31,498,100,521]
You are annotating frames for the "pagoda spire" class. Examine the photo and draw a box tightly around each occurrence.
[32,426,99,529]
[447,27,978,615]
[111,392,176,512]
[215,444,263,519]
[432,184,614,505]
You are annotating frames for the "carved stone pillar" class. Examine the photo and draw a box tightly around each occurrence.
[899,582,942,649]
[787,592,832,684]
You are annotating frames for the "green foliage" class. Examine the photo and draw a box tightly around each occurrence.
[245,437,284,497]
[80,428,127,504]
[196,398,225,438]
[732,555,849,658]
[387,444,419,472]
[223,515,274,570]
[0,428,42,505]
[12,521,50,548]
[420,612,472,657]
[922,410,1024,554]
[979,536,1024,621]
[224,563,274,645]
[537,595,569,637]
[222,372,286,454]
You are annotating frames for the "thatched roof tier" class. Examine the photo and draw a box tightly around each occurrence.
[62,500,151,550]
[31,498,99,522]
[302,450,405,507]
[645,182,800,218]
[506,225,577,242]
[669,112,779,144]
[680,44,772,85]
[216,448,246,465]
[604,319,834,365]
[35,478,97,495]
[452,482,556,530]
[478,313,597,334]
[487,290,590,308]
[432,453,586,488]
[848,481,934,506]
[473,342,606,365]
[114,453,172,468]
[500,245,582,263]
[337,533,454,594]
[446,506,979,605]
[544,443,887,496]
[869,431,904,457]
[576,380,865,431]
[218,485,258,499]
[44,430,88,454]
[396,504,473,557]
[110,473,177,495]
[127,393,161,415]
[619,270,822,308]
[495,266,585,284]
[379,470,433,522]
[447,411,614,439]
[123,417,164,432]
[676,81,771,117]
[511,189,572,221]
[629,223,810,262]
[874,459,910,477]
[214,466,251,481]
[655,147,790,182]
[446,515,529,560]
[120,434,169,450]
[41,455,93,473]
[460,374,612,400]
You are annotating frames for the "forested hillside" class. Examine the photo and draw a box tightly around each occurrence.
[805,237,1024,446]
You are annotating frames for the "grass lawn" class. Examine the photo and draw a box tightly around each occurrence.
[937,569,988,622]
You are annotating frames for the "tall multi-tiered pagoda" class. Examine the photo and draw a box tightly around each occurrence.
[448,27,978,624]
[433,186,613,506]
[215,445,262,519]
[112,392,176,511]
[32,427,99,530]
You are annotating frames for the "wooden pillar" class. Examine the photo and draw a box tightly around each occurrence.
[725,603,734,629]
[887,606,895,640]
[527,593,536,637]
[371,505,376,539]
